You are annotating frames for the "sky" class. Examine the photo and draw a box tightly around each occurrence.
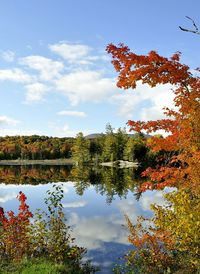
[0,0,199,137]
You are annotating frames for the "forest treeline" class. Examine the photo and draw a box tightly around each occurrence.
[72,124,156,166]
[0,135,74,160]
[0,124,156,165]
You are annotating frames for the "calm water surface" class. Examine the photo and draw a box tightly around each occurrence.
[0,165,168,273]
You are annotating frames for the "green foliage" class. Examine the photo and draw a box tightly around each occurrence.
[29,184,70,262]
[102,124,128,162]
[69,165,141,203]
[121,189,200,274]
[152,189,200,269]
[102,125,118,162]
[30,184,87,265]
[71,124,152,165]
[0,257,95,274]
[72,133,90,164]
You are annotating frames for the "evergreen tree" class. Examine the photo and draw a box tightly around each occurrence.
[123,137,135,161]
[72,133,90,164]
[102,124,117,162]
[116,127,128,159]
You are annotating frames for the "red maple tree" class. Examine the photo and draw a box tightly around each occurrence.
[107,44,200,193]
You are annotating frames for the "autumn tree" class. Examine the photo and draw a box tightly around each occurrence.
[0,135,73,160]
[107,44,200,272]
[107,43,200,193]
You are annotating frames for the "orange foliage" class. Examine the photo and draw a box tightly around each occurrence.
[107,44,200,193]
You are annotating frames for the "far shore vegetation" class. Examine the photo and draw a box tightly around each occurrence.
[0,123,158,169]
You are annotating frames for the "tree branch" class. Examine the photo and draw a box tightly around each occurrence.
[179,16,200,35]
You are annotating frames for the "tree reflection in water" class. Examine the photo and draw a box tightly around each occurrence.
[0,164,143,203]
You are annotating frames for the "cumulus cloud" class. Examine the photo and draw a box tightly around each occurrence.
[55,70,116,105]
[48,123,91,137]
[0,43,115,108]
[48,123,76,137]
[24,82,49,103]
[111,82,174,121]
[2,50,15,62]
[68,213,129,250]
[140,191,167,211]
[0,68,33,83]
[20,55,64,81]
[57,110,87,117]
[0,115,19,126]
[0,42,177,137]
[0,192,17,203]
[116,199,143,224]
[49,42,105,66]
[116,189,174,225]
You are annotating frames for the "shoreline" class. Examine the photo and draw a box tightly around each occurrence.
[0,159,74,166]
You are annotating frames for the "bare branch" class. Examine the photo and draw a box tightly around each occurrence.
[179,16,200,35]
[185,16,199,31]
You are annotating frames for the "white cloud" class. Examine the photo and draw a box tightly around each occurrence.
[0,42,178,139]
[49,123,76,137]
[20,55,64,81]
[0,68,33,83]
[48,123,91,137]
[57,110,87,117]
[140,191,167,211]
[61,182,75,194]
[0,183,49,190]
[0,192,17,203]
[2,50,15,62]
[0,44,115,111]
[63,200,87,208]
[68,213,129,250]
[0,115,19,126]
[116,199,143,225]
[49,42,91,64]
[111,82,175,121]
[24,82,49,103]
[49,42,107,65]
[56,70,116,105]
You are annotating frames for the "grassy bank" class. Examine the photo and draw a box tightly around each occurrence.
[0,257,95,274]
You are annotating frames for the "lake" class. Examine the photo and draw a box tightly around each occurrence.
[0,165,168,273]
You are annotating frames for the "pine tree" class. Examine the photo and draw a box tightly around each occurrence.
[72,133,90,165]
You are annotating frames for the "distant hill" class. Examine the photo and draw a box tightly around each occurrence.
[85,133,151,139]
[129,133,152,139]
[85,133,104,139]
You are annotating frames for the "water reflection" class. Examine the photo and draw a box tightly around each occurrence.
[0,165,142,203]
[0,165,71,184]
[0,165,168,273]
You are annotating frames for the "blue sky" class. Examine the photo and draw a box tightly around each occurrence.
[0,0,199,137]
